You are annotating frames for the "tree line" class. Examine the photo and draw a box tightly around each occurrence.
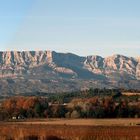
[0,88,140,120]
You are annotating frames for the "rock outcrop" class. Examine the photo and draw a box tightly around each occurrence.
[84,54,139,80]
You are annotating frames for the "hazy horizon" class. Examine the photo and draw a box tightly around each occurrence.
[0,0,140,57]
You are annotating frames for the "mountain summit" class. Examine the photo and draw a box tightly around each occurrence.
[0,51,140,95]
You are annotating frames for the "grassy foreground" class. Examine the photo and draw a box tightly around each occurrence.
[0,119,140,140]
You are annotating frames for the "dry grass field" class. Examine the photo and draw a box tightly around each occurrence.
[122,92,140,96]
[0,119,140,140]
[16,118,140,126]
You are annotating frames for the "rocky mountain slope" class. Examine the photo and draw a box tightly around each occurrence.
[0,51,140,95]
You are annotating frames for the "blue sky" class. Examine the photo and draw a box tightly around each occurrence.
[0,0,140,57]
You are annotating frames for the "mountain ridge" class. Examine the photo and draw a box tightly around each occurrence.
[0,50,140,95]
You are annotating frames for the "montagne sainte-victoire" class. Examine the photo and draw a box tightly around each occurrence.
[0,51,140,95]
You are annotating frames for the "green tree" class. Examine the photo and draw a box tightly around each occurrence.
[34,102,42,117]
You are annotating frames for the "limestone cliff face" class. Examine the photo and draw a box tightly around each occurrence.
[84,55,104,74]
[0,51,79,77]
[136,58,140,80]
[0,51,139,79]
[84,54,140,80]
[0,51,52,76]
[0,51,140,94]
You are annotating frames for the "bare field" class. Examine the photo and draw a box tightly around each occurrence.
[10,119,140,126]
[16,118,140,126]
[1,119,140,140]
[122,92,140,96]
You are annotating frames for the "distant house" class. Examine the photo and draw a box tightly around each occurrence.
[12,115,25,120]
[18,115,25,119]
[12,116,17,120]
[63,103,68,106]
